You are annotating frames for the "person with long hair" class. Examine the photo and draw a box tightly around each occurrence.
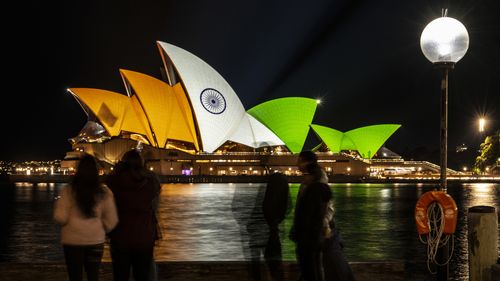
[53,154,118,281]
[105,149,161,281]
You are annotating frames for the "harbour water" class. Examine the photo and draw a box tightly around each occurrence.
[0,182,498,280]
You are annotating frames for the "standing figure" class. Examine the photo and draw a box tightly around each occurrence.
[105,150,161,281]
[54,154,118,281]
[293,181,332,281]
[291,151,355,281]
[263,172,291,281]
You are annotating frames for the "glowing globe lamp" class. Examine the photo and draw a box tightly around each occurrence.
[420,16,469,64]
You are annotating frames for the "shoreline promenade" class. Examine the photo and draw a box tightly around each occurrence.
[0,261,405,281]
[4,174,500,184]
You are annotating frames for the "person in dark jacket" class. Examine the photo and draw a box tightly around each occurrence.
[293,182,332,281]
[105,150,161,281]
[291,151,355,281]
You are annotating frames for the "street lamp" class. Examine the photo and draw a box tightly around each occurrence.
[478,117,486,133]
[420,10,469,191]
[420,10,469,281]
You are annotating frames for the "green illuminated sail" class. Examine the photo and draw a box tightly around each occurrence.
[344,124,401,158]
[310,124,344,152]
[248,97,317,153]
[311,124,401,159]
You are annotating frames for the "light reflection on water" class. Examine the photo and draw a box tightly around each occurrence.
[0,182,498,280]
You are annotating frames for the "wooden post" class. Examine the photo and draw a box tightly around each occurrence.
[468,206,498,281]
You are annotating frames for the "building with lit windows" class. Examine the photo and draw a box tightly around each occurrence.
[61,41,441,178]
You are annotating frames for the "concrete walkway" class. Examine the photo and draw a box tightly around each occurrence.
[0,261,404,281]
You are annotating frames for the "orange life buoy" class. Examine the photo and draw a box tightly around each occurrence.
[415,191,458,235]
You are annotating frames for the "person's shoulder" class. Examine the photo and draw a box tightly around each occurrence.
[313,165,326,176]
[145,171,161,190]
[145,171,160,182]
[307,182,331,197]
[101,184,113,196]
[267,172,288,185]
[55,185,73,203]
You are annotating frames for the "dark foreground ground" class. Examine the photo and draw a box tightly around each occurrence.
[0,261,405,281]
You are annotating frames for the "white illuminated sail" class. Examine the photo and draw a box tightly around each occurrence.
[157,41,247,152]
[229,113,285,148]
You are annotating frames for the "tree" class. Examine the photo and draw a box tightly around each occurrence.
[473,130,500,174]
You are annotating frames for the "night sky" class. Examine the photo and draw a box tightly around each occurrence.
[2,0,499,168]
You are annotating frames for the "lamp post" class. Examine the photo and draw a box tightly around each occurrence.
[420,9,469,191]
[420,9,469,280]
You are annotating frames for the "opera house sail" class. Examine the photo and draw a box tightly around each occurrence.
[64,41,404,177]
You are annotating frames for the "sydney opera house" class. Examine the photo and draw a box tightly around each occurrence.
[61,41,433,178]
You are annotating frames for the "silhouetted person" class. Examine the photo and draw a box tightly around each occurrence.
[106,150,161,281]
[0,182,15,262]
[53,154,118,281]
[291,151,355,281]
[293,182,331,281]
[245,183,267,281]
[263,172,291,281]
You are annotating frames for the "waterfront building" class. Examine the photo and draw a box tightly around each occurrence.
[61,42,442,178]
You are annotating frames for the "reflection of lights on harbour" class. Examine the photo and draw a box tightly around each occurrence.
[469,183,496,206]
[345,183,352,196]
[380,188,391,198]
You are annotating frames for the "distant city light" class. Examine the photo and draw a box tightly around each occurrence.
[456,143,468,153]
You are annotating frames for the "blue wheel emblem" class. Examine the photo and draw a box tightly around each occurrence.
[200,88,226,114]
